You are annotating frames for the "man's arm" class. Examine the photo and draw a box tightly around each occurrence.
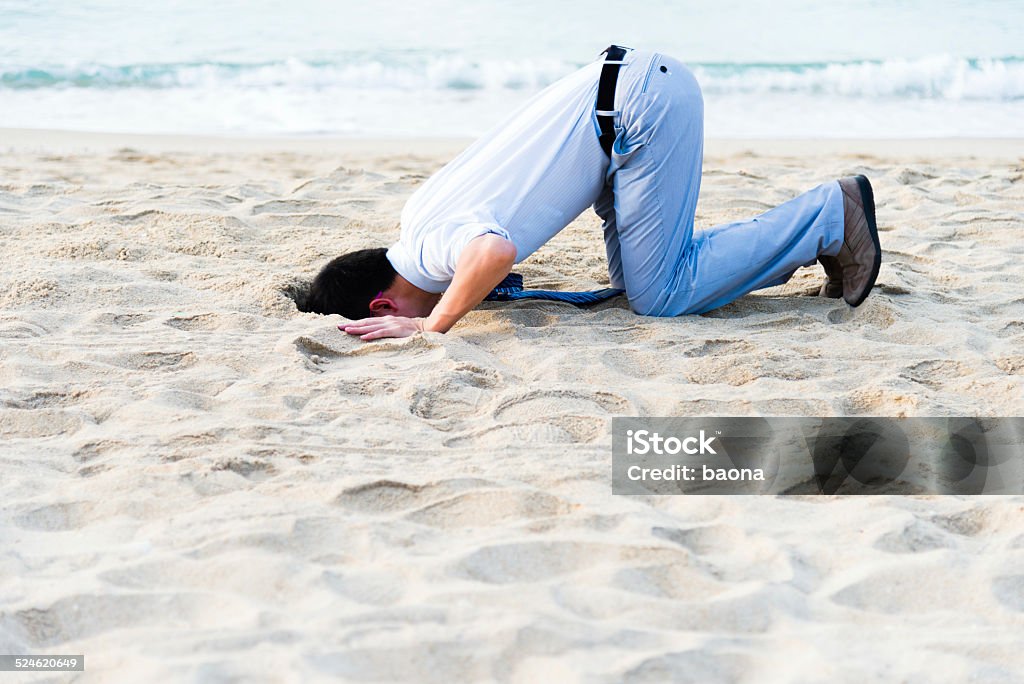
[422,233,517,333]
[342,234,517,340]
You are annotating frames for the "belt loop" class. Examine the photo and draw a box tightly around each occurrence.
[599,44,633,58]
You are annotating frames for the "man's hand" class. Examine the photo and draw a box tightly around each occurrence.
[339,316,425,340]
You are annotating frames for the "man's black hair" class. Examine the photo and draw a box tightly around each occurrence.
[300,248,397,319]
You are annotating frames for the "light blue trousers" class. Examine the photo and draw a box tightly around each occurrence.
[596,50,845,316]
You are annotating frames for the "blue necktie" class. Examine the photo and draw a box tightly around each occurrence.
[484,272,624,306]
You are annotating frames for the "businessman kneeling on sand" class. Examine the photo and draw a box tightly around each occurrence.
[302,46,882,340]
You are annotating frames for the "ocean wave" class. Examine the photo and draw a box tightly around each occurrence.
[2,55,1022,100]
[0,56,577,93]
[693,56,1024,100]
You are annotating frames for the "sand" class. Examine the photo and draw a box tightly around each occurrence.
[1,129,1023,682]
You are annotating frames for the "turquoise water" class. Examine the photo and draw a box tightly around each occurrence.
[1,0,1022,137]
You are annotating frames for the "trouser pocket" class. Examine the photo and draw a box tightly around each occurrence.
[640,53,661,94]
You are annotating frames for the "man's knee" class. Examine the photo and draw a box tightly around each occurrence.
[628,287,706,317]
[628,291,671,317]
[630,301,664,317]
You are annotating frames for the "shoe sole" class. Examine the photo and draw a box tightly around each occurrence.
[847,174,882,307]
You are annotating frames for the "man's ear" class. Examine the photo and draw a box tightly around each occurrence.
[368,296,397,316]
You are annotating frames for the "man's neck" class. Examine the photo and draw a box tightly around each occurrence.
[391,274,443,310]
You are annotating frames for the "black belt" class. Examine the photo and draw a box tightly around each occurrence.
[596,45,629,157]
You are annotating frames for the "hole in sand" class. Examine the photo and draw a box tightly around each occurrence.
[282,279,312,312]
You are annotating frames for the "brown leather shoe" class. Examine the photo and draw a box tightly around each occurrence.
[836,175,881,307]
[817,255,843,298]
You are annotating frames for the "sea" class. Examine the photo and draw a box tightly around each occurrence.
[1,0,1022,138]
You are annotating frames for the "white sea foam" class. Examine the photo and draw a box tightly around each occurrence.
[694,56,1024,100]
[3,55,1022,101]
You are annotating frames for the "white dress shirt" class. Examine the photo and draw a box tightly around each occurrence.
[385,58,610,293]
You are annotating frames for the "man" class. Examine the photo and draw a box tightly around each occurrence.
[303,46,881,341]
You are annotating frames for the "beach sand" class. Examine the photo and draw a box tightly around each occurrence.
[2,129,1023,682]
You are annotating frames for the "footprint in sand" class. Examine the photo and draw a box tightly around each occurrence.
[829,562,980,615]
[106,351,197,372]
[826,299,898,327]
[3,387,94,410]
[430,388,628,446]
[1,594,240,648]
[164,312,262,332]
[457,540,692,586]
[73,439,133,462]
[900,359,968,389]
[1,409,84,439]
[11,501,97,532]
[873,519,955,553]
[442,416,607,448]
[455,540,613,584]
[611,561,725,601]
[493,388,630,421]
[405,489,571,528]
[600,348,664,379]
[408,376,492,421]
[929,507,991,537]
[291,332,442,365]
[652,524,749,556]
[0,318,52,338]
[88,312,153,328]
[251,199,321,215]
[334,478,495,514]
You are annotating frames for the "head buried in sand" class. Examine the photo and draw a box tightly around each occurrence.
[301,248,438,320]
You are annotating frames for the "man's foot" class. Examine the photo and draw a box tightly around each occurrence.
[817,255,843,298]
[834,175,882,307]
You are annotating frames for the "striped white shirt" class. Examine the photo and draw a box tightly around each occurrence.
[386,57,611,293]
